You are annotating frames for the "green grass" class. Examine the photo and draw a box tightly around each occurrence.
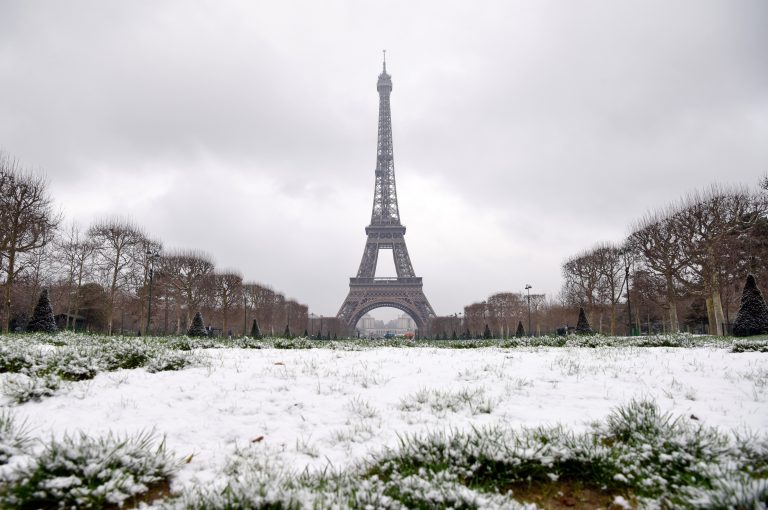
[0,430,175,509]
[0,335,199,403]
[0,409,31,465]
[0,331,741,352]
[159,399,767,509]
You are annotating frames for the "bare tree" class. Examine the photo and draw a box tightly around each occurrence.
[673,185,766,334]
[133,236,162,333]
[158,250,215,333]
[428,315,454,338]
[54,222,98,330]
[285,299,308,336]
[1,155,60,333]
[243,281,270,336]
[527,293,547,335]
[628,211,691,333]
[487,292,524,338]
[561,249,600,326]
[463,302,487,337]
[211,271,243,336]
[21,242,57,320]
[88,218,145,335]
[592,243,626,335]
[272,293,287,336]
[244,283,278,336]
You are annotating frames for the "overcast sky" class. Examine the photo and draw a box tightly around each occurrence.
[1,1,766,319]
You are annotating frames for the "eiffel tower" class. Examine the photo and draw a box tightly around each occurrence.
[337,54,436,334]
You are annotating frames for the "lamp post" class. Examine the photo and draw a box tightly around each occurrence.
[525,284,532,336]
[243,290,248,337]
[620,248,634,336]
[145,250,159,335]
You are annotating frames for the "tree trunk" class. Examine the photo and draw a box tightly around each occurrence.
[64,273,74,330]
[222,297,229,336]
[665,275,679,333]
[107,255,120,336]
[705,266,726,336]
[184,290,193,332]
[71,263,84,332]
[668,302,679,334]
[712,290,726,336]
[2,250,16,334]
[705,295,716,335]
[609,303,617,336]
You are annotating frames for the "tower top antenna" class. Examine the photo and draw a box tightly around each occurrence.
[382,49,386,72]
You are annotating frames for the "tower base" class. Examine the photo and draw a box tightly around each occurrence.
[337,277,435,335]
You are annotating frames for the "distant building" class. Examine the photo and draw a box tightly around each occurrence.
[359,313,377,330]
[357,313,416,338]
[393,314,416,331]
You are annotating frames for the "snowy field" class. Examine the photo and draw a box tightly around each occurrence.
[10,344,767,494]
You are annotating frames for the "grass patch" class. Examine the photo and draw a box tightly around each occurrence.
[0,335,200,403]
[0,409,31,465]
[157,399,767,509]
[732,339,768,353]
[0,331,738,354]
[364,399,768,509]
[0,430,175,509]
[399,387,496,415]
[2,373,62,403]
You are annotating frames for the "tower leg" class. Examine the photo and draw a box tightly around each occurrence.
[356,242,379,278]
[392,241,415,278]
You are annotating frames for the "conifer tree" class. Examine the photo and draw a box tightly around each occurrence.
[283,324,290,338]
[303,329,309,338]
[250,319,261,339]
[576,307,593,335]
[451,330,457,340]
[515,321,525,338]
[483,324,492,339]
[187,311,207,337]
[733,274,768,337]
[27,289,57,333]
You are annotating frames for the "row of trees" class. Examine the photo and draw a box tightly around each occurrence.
[430,292,596,339]
[561,182,768,335]
[1,153,309,336]
[428,291,547,338]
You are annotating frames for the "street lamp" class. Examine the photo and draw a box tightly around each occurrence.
[243,290,248,337]
[145,250,160,335]
[620,248,634,336]
[525,284,532,336]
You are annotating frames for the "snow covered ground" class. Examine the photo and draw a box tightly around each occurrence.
[11,345,768,492]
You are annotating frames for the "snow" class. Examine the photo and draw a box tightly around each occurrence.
[9,346,767,492]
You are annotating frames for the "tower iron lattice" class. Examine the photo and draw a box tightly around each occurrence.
[337,55,436,334]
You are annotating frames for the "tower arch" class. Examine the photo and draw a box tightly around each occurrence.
[350,301,425,332]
